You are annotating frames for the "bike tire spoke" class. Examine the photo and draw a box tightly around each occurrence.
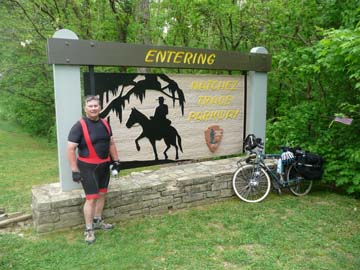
[232,164,271,203]
[287,163,312,196]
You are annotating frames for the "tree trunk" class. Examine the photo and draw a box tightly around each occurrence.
[136,0,151,73]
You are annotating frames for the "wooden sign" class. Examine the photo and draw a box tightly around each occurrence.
[47,38,271,72]
[84,73,245,168]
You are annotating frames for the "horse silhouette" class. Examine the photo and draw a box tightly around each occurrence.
[126,108,183,160]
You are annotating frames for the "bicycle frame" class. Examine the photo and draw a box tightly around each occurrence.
[246,151,297,189]
[261,157,305,188]
[259,154,286,187]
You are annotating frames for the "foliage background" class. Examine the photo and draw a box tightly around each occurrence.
[0,0,359,194]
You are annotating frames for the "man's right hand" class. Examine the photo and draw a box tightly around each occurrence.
[72,171,83,183]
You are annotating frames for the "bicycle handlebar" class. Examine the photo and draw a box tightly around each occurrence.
[243,134,264,152]
[244,134,305,156]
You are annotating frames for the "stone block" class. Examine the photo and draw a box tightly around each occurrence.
[183,193,205,203]
[161,187,179,196]
[115,202,143,214]
[32,197,52,212]
[129,209,146,216]
[173,192,187,199]
[142,192,160,201]
[54,217,83,230]
[193,175,215,185]
[51,196,83,209]
[149,205,169,215]
[34,210,60,224]
[158,196,173,206]
[142,188,159,195]
[220,189,234,198]
[35,223,55,233]
[112,213,131,222]
[184,183,212,193]
[109,193,142,207]
[115,180,142,193]
[173,197,182,205]
[176,176,193,186]
[214,173,233,182]
[212,181,228,191]
[225,180,232,188]
[103,208,115,218]
[206,190,221,198]
[59,211,83,222]
[58,205,82,214]
[142,199,160,208]
[106,189,122,199]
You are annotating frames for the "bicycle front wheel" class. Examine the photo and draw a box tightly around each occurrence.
[232,164,271,203]
[287,163,313,196]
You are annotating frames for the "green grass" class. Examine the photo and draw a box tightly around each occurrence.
[0,121,59,213]
[1,194,359,270]
[0,120,360,269]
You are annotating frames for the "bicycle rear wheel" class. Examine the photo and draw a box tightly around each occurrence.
[232,164,271,203]
[287,163,313,196]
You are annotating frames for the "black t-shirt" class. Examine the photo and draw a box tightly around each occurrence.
[68,118,113,159]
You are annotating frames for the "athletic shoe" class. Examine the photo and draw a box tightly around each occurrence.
[93,219,113,230]
[84,229,96,244]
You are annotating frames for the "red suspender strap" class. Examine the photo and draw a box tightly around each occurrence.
[100,118,111,134]
[78,118,111,164]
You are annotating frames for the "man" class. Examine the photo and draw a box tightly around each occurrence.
[153,96,171,126]
[153,96,168,120]
[67,95,120,244]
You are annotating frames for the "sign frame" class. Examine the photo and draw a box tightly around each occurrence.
[47,38,271,72]
[48,29,270,191]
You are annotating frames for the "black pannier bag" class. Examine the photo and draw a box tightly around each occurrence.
[297,152,324,180]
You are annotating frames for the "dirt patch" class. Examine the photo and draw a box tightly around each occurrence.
[0,218,33,235]
[223,261,240,269]
[207,222,224,230]
[240,243,265,258]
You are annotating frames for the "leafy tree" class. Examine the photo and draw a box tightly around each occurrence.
[311,26,360,194]
[0,0,136,138]
[263,1,360,194]
[0,1,55,138]
[1,0,359,193]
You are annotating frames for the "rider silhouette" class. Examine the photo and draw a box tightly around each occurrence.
[152,96,171,126]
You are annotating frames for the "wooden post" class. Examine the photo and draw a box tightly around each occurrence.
[52,29,82,191]
[248,47,269,145]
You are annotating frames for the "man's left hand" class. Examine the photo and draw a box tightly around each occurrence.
[112,160,121,172]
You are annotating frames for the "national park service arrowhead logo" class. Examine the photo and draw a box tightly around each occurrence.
[204,125,223,153]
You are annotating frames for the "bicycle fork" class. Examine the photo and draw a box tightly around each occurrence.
[249,164,262,188]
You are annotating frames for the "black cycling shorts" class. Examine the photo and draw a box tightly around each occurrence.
[77,160,110,200]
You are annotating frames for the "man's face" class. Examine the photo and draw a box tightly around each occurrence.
[85,99,101,120]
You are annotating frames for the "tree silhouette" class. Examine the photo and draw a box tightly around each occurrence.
[88,73,186,123]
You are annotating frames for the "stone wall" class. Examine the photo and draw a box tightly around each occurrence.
[32,157,240,233]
